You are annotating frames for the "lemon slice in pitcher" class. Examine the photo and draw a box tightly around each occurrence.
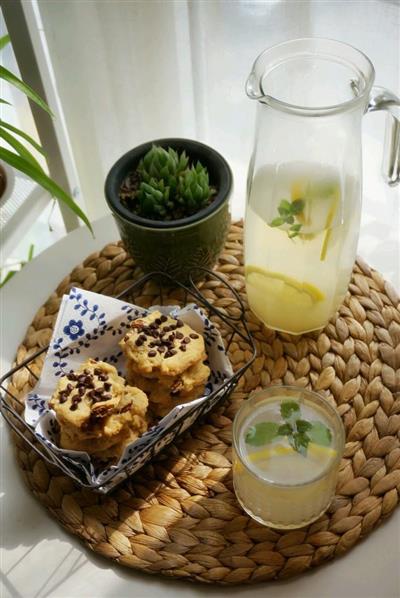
[245,266,325,303]
[320,189,340,261]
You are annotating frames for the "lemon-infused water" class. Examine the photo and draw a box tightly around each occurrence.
[232,387,345,529]
[244,163,361,334]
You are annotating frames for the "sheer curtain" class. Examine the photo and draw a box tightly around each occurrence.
[34,0,399,283]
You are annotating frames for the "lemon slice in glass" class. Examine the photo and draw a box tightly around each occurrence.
[245,265,325,303]
[248,443,337,464]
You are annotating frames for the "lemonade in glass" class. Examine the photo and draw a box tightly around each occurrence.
[232,386,345,529]
[244,163,361,334]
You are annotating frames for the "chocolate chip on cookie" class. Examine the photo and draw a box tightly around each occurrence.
[120,311,206,376]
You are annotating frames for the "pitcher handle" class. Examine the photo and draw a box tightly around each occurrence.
[367,86,400,186]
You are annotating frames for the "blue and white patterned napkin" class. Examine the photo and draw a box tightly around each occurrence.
[25,287,233,488]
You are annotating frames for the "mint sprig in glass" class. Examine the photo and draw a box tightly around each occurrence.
[245,399,332,456]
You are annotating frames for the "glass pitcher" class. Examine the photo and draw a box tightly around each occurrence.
[244,38,399,335]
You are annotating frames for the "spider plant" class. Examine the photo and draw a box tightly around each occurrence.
[0,34,92,232]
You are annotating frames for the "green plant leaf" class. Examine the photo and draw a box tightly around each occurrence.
[290,432,309,456]
[270,217,285,227]
[277,423,292,436]
[296,419,312,433]
[0,98,11,105]
[280,199,291,211]
[308,421,332,446]
[280,400,300,420]
[0,65,53,116]
[0,147,92,233]
[27,244,35,261]
[0,269,17,288]
[245,422,280,446]
[291,199,305,214]
[278,205,290,216]
[0,34,10,51]
[1,244,36,288]
[0,127,44,171]
[0,120,45,155]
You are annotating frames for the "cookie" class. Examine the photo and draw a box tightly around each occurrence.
[120,311,205,376]
[148,393,201,418]
[60,423,130,454]
[60,425,140,461]
[50,359,148,448]
[127,370,206,407]
[50,359,148,433]
[126,360,210,397]
[50,359,123,430]
[91,428,139,461]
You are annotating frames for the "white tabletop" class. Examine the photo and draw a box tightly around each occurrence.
[1,177,399,598]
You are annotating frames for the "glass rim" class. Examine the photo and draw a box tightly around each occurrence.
[246,37,375,117]
[232,385,345,488]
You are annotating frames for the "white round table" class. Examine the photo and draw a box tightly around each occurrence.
[1,202,399,597]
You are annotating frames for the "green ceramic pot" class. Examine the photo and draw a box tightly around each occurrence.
[104,138,232,283]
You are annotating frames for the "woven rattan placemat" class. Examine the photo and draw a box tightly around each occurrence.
[8,221,400,584]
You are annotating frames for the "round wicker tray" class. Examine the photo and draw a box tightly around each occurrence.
[8,221,400,584]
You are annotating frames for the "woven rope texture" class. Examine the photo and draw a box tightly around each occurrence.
[6,222,400,584]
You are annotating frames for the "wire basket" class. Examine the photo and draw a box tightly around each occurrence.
[0,269,256,493]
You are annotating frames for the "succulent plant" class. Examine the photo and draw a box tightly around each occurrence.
[178,162,210,213]
[138,145,188,187]
[137,178,173,218]
[120,145,214,221]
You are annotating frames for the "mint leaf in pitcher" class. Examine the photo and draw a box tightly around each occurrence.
[269,199,304,238]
